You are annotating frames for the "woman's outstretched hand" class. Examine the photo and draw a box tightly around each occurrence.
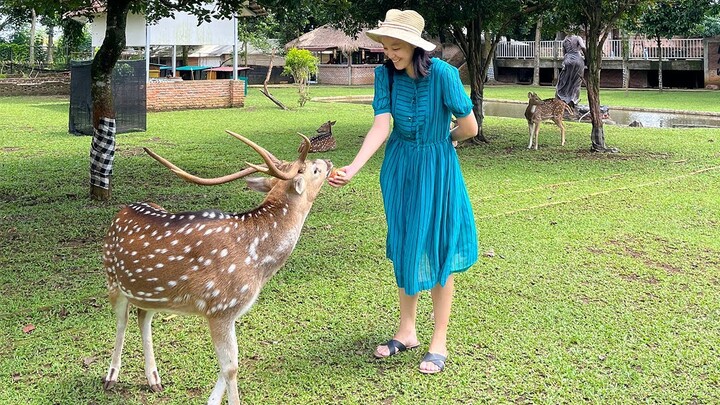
[327,166,355,188]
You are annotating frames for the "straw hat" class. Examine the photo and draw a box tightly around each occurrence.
[366,9,436,52]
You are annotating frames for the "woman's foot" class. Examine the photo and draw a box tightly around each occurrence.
[373,335,420,359]
[419,352,447,374]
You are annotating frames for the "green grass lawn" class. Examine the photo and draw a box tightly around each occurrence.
[1,85,719,404]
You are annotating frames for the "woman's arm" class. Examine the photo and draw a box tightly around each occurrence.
[327,113,392,187]
[450,112,479,142]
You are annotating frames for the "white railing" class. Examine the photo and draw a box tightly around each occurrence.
[496,38,704,61]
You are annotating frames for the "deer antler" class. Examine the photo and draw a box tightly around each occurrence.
[143,147,260,186]
[225,130,310,179]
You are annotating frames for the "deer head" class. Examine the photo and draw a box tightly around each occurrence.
[102,131,332,404]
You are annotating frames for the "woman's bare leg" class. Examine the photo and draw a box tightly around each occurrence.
[420,275,454,372]
[374,288,420,357]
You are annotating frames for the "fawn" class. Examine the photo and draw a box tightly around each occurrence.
[524,92,573,150]
[102,131,332,405]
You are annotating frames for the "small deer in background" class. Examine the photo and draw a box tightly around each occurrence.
[524,92,573,150]
[102,131,332,405]
[300,120,337,153]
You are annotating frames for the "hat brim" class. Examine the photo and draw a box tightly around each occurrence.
[366,28,436,52]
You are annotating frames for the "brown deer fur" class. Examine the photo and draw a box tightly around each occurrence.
[300,120,337,153]
[102,131,332,405]
[524,92,573,150]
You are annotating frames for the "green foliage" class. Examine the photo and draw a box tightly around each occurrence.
[282,47,319,106]
[2,87,720,403]
[628,0,713,40]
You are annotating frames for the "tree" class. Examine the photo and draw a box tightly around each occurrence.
[283,47,318,106]
[629,0,713,91]
[31,0,262,200]
[553,0,650,152]
[324,0,543,144]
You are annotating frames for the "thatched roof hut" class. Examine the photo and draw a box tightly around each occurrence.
[285,25,383,54]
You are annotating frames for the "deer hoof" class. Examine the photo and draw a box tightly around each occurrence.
[150,383,164,393]
[102,377,117,391]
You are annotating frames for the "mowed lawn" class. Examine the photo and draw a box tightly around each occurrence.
[1,84,719,404]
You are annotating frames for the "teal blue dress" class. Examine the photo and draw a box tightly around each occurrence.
[373,58,478,296]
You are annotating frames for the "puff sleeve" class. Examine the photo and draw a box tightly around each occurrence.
[372,65,391,116]
[441,64,473,118]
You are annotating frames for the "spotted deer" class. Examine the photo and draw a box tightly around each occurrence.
[299,120,337,153]
[102,131,332,405]
[524,92,573,150]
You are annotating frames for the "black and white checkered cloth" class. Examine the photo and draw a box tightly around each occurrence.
[90,117,116,189]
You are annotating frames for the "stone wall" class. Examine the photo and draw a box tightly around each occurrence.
[0,76,70,96]
[146,79,245,111]
[705,36,720,88]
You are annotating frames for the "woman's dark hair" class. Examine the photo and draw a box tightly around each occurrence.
[384,47,432,78]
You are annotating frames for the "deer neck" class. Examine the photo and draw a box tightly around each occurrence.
[240,195,310,282]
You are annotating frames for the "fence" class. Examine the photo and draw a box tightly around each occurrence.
[495,38,704,61]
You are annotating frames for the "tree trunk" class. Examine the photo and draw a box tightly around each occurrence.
[656,36,663,91]
[585,27,610,152]
[29,9,36,65]
[622,33,629,90]
[46,25,54,65]
[89,0,132,201]
[453,19,489,144]
[533,17,542,86]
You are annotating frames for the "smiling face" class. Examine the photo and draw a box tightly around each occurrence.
[381,37,416,77]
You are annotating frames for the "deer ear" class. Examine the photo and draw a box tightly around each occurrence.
[293,176,306,195]
[245,176,274,193]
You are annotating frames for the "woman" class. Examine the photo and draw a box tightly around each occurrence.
[328,9,478,374]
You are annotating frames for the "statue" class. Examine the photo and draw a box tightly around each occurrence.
[555,34,586,110]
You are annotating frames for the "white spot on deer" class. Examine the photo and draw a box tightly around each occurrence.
[240,284,249,293]
[227,263,236,273]
[212,289,220,297]
[196,299,207,310]
[261,255,276,265]
[179,275,188,281]
[203,258,212,266]
[191,265,199,271]
[273,222,277,229]
[206,281,215,290]
[184,228,193,235]
[229,298,238,308]
[168,280,177,287]
[171,240,179,246]
[220,248,228,258]
[147,277,158,282]
[189,215,195,220]
[248,237,259,260]
[155,263,164,268]
[183,245,192,254]
[204,229,213,236]
[135,269,143,273]
[261,232,269,242]
[210,249,218,255]
[155,287,165,292]
[244,256,252,265]
[198,224,206,231]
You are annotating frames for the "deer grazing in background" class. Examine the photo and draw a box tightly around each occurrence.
[524,92,573,150]
[102,131,332,405]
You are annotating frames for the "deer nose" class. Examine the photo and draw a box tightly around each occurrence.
[324,160,333,177]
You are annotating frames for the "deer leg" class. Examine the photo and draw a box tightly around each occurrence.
[207,317,240,405]
[557,120,566,146]
[527,123,535,149]
[534,122,541,150]
[137,309,163,392]
[103,292,129,390]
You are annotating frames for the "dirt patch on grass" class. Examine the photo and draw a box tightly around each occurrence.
[1,147,22,152]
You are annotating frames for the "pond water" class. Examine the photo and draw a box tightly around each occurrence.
[482,101,720,129]
[331,97,720,128]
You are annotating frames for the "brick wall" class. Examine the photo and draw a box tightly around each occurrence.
[146,79,245,111]
[317,64,379,85]
[0,77,70,96]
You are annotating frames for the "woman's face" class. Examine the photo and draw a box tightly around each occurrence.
[381,37,415,72]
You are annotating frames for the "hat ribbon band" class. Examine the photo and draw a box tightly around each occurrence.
[378,21,422,36]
